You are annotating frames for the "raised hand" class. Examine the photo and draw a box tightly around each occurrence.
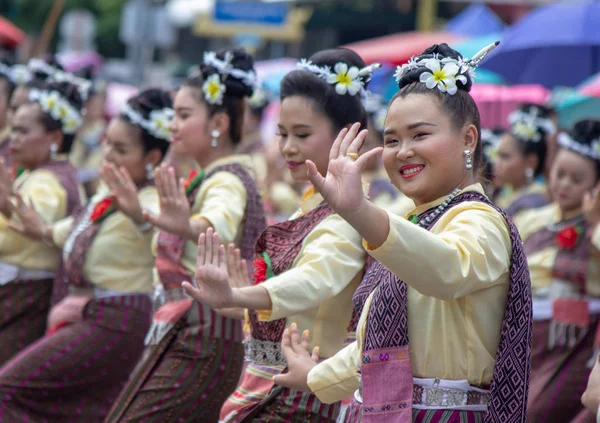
[0,158,13,217]
[273,323,319,392]
[143,164,192,238]
[183,228,235,309]
[306,122,382,214]
[226,245,251,289]
[100,163,144,224]
[583,182,600,230]
[7,193,48,240]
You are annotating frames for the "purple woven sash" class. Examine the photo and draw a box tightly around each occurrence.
[358,191,532,423]
[504,192,548,218]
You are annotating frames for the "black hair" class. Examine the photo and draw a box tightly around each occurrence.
[392,43,482,170]
[182,48,255,145]
[507,103,553,177]
[280,48,369,132]
[33,81,84,154]
[247,87,272,121]
[0,57,15,100]
[481,128,504,182]
[30,56,64,82]
[565,119,600,179]
[119,88,173,159]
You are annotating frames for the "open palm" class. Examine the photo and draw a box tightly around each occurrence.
[183,228,234,309]
[100,163,144,224]
[307,123,382,214]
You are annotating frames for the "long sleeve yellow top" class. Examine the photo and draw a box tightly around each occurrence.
[53,183,159,293]
[257,186,366,359]
[152,154,254,283]
[0,167,81,271]
[307,184,512,403]
[514,203,600,296]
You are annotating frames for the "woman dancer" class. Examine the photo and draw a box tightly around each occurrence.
[105,48,266,422]
[0,89,172,422]
[185,48,378,422]
[493,104,553,219]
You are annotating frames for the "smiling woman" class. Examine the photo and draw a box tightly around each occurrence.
[267,43,532,423]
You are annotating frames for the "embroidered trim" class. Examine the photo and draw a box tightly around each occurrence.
[243,337,286,366]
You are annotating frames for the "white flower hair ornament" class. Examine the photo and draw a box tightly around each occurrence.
[296,59,381,99]
[557,132,600,161]
[200,51,258,106]
[10,65,32,86]
[121,104,174,141]
[394,41,499,96]
[28,89,82,135]
[508,108,556,141]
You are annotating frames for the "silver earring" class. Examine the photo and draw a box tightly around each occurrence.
[50,143,58,160]
[211,130,220,148]
[525,167,534,183]
[146,163,154,180]
[464,150,473,170]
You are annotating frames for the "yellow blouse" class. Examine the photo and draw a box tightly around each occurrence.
[308,184,512,403]
[53,183,159,293]
[0,168,82,271]
[514,203,600,296]
[495,181,548,220]
[258,187,366,359]
[153,154,255,283]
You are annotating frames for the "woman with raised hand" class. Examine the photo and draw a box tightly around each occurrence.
[0,80,84,366]
[493,103,553,219]
[104,48,266,423]
[516,120,600,423]
[185,48,378,423]
[0,88,171,422]
[267,43,532,423]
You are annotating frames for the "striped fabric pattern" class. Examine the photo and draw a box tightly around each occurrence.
[0,278,53,367]
[341,402,484,423]
[0,295,151,422]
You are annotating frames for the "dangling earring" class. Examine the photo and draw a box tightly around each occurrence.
[49,143,58,161]
[211,130,220,148]
[464,150,473,170]
[525,167,534,183]
[146,163,154,181]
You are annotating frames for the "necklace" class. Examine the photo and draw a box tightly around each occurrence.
[409,188,462,228]
[546,214,586,233]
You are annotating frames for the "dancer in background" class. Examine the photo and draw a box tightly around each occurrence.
[493,104,553,219]
[0,58,16,161]
[0,80,85,366]
[0,89,172,423]
[105,48,266,422]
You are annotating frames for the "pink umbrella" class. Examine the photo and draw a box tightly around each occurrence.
[105,82,138,119]
[344,31,464,66]
[470,84,551,129]
[579,74,600,98]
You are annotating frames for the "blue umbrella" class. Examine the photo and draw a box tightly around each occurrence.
[446,4,504,37]
[481,1,600,89]
[553,88,600,128]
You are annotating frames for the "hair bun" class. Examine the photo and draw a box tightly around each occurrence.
[572,119,600,146]
[396,43,473,94]
[200,48,255,98]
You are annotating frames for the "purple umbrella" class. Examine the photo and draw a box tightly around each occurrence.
[481,1,600,89]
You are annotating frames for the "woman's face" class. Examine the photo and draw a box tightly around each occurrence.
[10,103,59,169]
[7,86,30,128]
[0,79,11,130]
[382,93,477,206]
[549,148,597,214]
[277,95,338,183]
[169,86,212,166]
[102,117,155,185]
[493,133,529,188]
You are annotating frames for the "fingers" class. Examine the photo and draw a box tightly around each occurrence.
[178,177,187,200]
[218,244,226,269]
[311,346,320,363]
[355,146,383,170]
[154,165,167,199]
[182,281,201,302]
[7,220,25,234]
[272,372,293,388]
[142,210,158,227]
[329,127,349,161]
[119,166,137,191]
[305,161,326,193]
[281,327,292,351]
[226,244,237,278]
[301,329,310,351]
[338,123,361,158]
[196,232,207,267]
[346,129,369,156]
[289,322,301,351]
[165,167,178,199]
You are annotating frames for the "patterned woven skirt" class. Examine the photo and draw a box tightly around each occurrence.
[342,400,484,423]
[0,278,53,367]
[233,383,341,423]
[527,319,596,423]
[104,317,245,422]
[0,295,151,422]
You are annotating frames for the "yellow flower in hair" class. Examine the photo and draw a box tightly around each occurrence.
[326,63,362,96]
[202,74,226,105]
[512,121,540,143]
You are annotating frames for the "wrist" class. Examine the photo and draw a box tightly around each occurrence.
[41,225,54,247]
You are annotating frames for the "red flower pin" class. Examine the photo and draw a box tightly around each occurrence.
[556,225,583,250]
[90,198,116,223]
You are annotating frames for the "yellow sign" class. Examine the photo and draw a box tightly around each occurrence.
[193,7,312,42]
